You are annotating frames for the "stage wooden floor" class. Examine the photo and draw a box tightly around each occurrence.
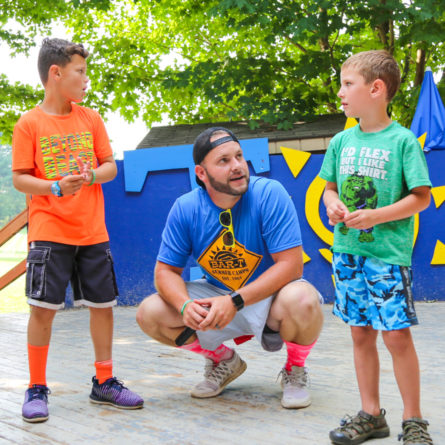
[0,303,443,444]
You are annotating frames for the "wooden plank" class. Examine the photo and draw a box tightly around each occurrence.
[0,259,27,291]
[0,208,28,246]
[0,206,28,290]
[0,422,44,445]
[0,305,443,444]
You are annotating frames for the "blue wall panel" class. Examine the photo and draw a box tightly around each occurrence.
[103,146,445,305]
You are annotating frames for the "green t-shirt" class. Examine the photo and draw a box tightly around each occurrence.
[319,121,431,266]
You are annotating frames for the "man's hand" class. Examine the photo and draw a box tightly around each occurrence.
[196,295,237,331]
[182,300,211,331]
[326,198,349,225]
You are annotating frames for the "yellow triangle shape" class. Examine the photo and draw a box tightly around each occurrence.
[431,240,445,265]
[418,132,427,150]
[431,186,445,209]
[344,117,358,129]
[319,248,333,264]
[413,213,419,247]
[303,249,311,264]
[280,146,311,178]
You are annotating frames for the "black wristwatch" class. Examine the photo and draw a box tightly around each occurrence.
[230,291,244,311]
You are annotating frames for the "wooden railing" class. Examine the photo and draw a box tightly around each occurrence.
[0,208,28,291]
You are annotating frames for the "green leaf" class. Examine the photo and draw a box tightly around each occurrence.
[1,0,444,133]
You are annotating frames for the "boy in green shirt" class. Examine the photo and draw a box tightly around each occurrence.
[319,50,433,445]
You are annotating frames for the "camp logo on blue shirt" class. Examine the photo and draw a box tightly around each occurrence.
[198,229,262,291]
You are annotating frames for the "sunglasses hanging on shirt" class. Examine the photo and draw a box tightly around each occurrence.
[219,209,235,247]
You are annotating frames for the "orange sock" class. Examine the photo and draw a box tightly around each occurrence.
[28,344,49,388]
[95,359,113,384]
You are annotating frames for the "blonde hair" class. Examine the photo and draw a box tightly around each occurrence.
[342,50,401,101]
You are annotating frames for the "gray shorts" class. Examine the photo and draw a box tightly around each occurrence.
[185,278,323,351]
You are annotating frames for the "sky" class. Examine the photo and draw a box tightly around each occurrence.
[1,33,150,160]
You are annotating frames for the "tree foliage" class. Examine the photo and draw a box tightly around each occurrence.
[0,145,25,225]
[0,0,112,143]
[1,0,445,143]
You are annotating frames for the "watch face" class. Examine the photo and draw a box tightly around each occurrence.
[231,293,244,310]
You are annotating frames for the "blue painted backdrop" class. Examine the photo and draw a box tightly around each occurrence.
[103,144,445,305]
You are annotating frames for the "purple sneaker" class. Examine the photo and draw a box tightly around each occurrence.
[89,377,144,409]
[22,385,50,423]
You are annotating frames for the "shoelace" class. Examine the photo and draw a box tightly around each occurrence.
[398,421,433,444]
[204,359,232,384]
[336,410,386,436]
[336,413,377,436]
[29,386,51,400]
[340,413,365,428]
[105,377,127,391]
[277,368,310,387]
[203,359,214,377]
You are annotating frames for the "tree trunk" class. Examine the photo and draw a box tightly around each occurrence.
[388,20,394,54]
[414,48,426,87]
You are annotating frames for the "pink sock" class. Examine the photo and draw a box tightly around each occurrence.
[285,340,317,371]
[179,339,233,364]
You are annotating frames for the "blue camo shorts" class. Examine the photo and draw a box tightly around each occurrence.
[332,252,418,330]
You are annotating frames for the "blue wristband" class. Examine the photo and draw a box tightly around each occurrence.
[51,181,63,197]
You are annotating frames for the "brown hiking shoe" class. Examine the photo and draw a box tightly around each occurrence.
[398,418,434,445]
[329,408,390,445]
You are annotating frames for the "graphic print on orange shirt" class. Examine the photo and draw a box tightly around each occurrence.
[40,132,95,179]
[197,229,262,291]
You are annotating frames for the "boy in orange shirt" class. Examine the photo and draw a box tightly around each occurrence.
[12,38,143,423]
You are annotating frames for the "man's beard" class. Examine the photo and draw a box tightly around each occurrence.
[205,168,250,196]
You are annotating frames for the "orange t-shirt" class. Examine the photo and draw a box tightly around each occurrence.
[12,104,113,245]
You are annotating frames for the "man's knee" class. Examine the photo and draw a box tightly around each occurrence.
[279,281,321,319]
[269,281,323,343]
[136,294,165,332]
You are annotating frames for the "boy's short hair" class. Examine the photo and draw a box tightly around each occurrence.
[342,50,401,102]
[38,38,89,85]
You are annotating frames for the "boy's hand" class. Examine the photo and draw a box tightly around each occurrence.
[326,199,349,225]
[344,209,377,230]
[59,174,84,195]
[78,158,93,184]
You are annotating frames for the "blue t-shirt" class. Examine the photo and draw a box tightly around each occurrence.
[158,176,302,291]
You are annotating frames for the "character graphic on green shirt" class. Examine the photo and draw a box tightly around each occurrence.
[339,172,378,243]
